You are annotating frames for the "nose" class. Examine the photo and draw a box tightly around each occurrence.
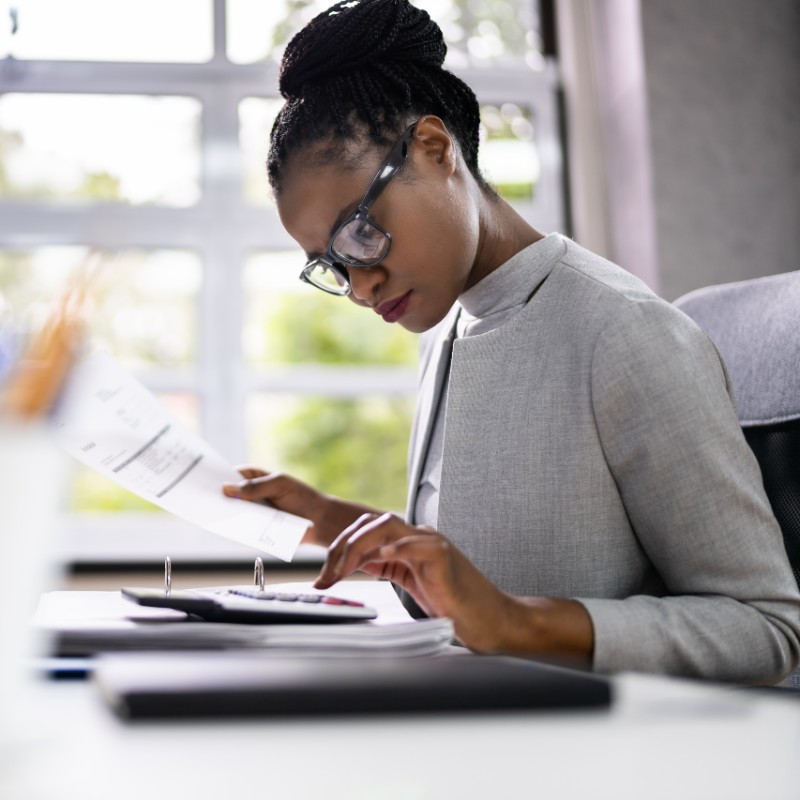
[346,264,385,303]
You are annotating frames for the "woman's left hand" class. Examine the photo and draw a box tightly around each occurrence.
[313,512,519,653]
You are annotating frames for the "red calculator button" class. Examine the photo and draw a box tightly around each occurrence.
[321,596,364,607]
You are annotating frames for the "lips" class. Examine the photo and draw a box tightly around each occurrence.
[375,290,412,323]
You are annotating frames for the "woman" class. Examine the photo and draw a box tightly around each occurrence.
[224,0,800,682]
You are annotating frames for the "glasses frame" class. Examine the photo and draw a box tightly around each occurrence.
[299,122,418,296]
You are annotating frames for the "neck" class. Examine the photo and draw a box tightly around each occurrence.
[466,190,545,291]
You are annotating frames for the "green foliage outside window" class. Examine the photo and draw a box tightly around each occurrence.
[251,291,417,513]
[251,394,415,514]
[256,289,417,366]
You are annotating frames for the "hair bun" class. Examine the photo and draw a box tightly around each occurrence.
[279,0,446,101]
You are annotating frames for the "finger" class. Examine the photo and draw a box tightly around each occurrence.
[326,512,386,552]
[236,466,269,480]
[317,513,409,588]
[376,535,457,615]
[223,467,269,497]
[378,535,451,567]
[330,536,448,616]
[222,472,288,503]
[315,513,382,587]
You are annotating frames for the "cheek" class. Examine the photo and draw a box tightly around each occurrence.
[399,190,477,278]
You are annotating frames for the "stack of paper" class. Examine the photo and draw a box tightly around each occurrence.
[35,581,454,658]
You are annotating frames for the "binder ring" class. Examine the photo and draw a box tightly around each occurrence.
[164,556,172,597]
[254,557,265,592]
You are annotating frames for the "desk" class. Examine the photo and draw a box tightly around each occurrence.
[1,671,798,800]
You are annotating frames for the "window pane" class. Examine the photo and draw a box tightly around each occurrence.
[479,103,540,202]
[0,248,200,369]
[227,0,333,65]
[247,393,413,513]
[5,0,213,63]
[0,94,201,206]
[227,0,542,69]
[239,98,283,207]
[69,393,200,513]
[416,0,543,69]
[243,251,417,367]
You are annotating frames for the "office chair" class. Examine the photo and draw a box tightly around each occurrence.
[675,270,800,689]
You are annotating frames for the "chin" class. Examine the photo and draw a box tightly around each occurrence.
[399,319,428,334]
[400,307,451,335]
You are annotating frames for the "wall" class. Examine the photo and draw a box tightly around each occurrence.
[641,0,800,301]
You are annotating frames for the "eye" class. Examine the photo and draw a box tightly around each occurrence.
[351,220,380,243]
[330,212,391,264]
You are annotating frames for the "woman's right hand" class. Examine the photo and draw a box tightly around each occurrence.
[222,467,377,549]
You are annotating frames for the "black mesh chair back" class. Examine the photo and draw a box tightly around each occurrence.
[742,420,800,587]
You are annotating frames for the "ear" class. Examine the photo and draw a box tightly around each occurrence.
[411,115,457,177]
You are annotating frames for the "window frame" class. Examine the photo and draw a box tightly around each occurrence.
[0,0,564,564]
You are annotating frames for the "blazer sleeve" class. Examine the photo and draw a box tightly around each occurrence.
[580,299,800,683]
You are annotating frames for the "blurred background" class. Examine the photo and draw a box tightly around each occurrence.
[0,0,797,568]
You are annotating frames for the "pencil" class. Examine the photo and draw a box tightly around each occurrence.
[2,255,100,419]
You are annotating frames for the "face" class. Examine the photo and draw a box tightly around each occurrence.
[275,118,481,334]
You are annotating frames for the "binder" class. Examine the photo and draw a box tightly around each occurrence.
[94,651,612,719]
[35,563,455,659]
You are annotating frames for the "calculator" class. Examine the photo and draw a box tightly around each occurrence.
[121,586,378,624]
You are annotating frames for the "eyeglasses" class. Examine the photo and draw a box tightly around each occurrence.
[299,122,417,296]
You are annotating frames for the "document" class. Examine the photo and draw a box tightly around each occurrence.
[52,351,308,561]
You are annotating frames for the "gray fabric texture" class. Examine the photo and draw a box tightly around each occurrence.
[674,270,800,691]
[405,234,800,683]
[673,271,800,425]
[414,234,561,528]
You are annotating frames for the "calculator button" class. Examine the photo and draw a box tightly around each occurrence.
[321,596,363,607]
[299,595,322,603]
[275,593,298,602]
[228,590,276,600]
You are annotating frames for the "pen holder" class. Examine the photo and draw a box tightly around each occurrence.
[0,420,65,743]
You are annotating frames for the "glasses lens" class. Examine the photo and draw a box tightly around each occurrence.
[331,217,389,265]
[303,260,350,295]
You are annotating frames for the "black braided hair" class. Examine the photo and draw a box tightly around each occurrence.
[267,0,490,194]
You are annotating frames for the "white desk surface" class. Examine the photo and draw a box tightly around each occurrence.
[1,669,798,800]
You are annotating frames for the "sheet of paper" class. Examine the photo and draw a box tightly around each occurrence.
[52,351,308,561]
[35,584,454,658]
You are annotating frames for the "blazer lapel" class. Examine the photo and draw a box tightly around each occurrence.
[405,312,459,522]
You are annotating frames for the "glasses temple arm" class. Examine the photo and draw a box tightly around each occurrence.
[356,124,417,211]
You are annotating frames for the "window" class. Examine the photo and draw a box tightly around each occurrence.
[0,0,564,563]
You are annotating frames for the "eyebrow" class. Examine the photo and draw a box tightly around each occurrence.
[305,200,360,261]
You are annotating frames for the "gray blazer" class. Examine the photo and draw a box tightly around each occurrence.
[405,235,800,683]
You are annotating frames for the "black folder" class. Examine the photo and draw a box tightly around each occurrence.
[94,652,611,719]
